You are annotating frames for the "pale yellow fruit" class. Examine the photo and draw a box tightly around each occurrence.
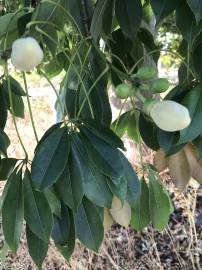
[150,100,191,132]
[103,208,114,232]
[154,149,168,172]
[110,196,131,228]
[11,37,44,71]
[168,149,191,191]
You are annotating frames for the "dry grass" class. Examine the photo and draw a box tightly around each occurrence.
[0,76,202,270]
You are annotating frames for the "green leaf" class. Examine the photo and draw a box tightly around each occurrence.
[3,77,26,96]
[31,127,70,190]
[131,179,150,231]
[90,0,114,41]
[139,113,159,151]
[127,111,140,142]
[84,162,113,208]
[81,119,125,150]
[74,197,104,252]
[2,168,24,253]
[193,33,202,80]
[0,130,10,156]
[0,158,17,180]
[52,205,70,246]
[118,152,140,207]
[150,0,179,25]
[56,208,75,261]
[107,176,127,204]
[23,169,53,243]
[187,0,202,24]
[26,226,48,270]
[44,189,61,218]
[111,111,131,138]
[149,169,171,231]
[176,1,202,45]
[0,85,8,130]
[80,127,124,179]
[55,135,84,211]
[115,0,142,40]
[137,28,160,63]
[180,85,202,143]
[34,122,62,153]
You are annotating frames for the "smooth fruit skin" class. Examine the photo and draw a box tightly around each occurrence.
[11,37,44,71]
[137,66,157,80]
[151,78,170,93]
[150,100,191,132]
[115,83,133,99]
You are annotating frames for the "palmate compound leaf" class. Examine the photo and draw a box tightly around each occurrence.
[79,126,124,179]
[74,197,104,252]
[131,178,151,231]
[2,167,24,253]
[23,169,53,243]
[31,126,70,190]
[149,169,173,232]
[56,133,113,209]
[80,119,125,150]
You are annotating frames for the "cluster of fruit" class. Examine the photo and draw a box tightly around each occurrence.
[114,66,191,132]
[115,66,170,100]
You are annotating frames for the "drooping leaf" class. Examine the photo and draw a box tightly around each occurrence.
[150,0,179,25]
[80,119,125,150]
[52,205,70,246]
[0,130,10,156]
[0,85,8,130]
[90,0,114,41]
[131,179,150,231]
[118,152,140,207]
[187,0,202,24]
[56,208,75,261]
[176,1,202,45]
[180,85,202,143]
[2,168,24,253]
[23,169,53,242]
[74,197,104,252]
[149,169,171,231]
[0,158,17,180]
[80,127,124,179]
[31,126,70,190]
[115,0,142,40]
[26,226,48,270]
[44,189,61,218]
[139,113,159,151]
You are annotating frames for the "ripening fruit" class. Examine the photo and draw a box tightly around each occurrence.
[115,83,133,99]
[149,100,191,132]
[151,78,170,93]
[110,196,131,228]
[11,37,44,71]
[137,66,157,80]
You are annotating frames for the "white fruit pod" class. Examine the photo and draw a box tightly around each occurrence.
[110,196,131,228]
[150,100,191,132]
[11,37,44,71]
